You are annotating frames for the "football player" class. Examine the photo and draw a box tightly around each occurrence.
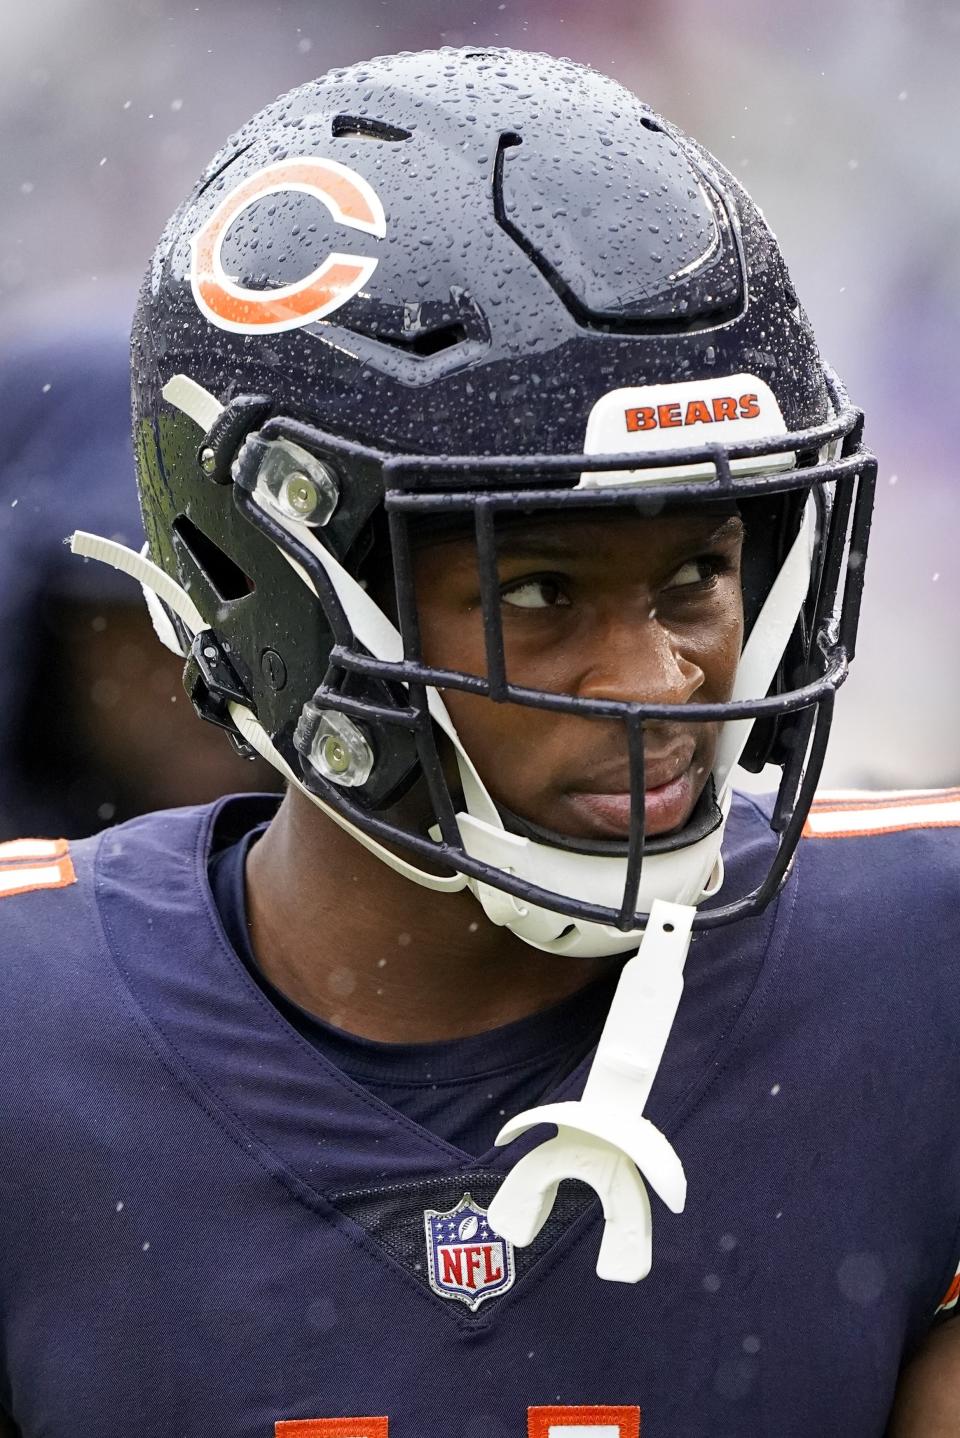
[1,48,958,1438]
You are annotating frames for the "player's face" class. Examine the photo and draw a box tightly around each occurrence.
[411,509,745,840]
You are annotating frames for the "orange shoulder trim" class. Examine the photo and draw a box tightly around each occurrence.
[276,1423,389,1438]
[0,838,76,899]
[803,789,960,840]
[529,1409,641,1437]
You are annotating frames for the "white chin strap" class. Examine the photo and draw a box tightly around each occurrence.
[70,371,817,1282]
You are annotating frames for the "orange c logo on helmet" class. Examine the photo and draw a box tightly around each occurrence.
[190,157,386,334]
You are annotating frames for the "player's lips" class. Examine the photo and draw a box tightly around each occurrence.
[564,750,700,839]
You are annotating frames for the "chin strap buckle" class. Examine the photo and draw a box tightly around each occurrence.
[487,899,695,1282]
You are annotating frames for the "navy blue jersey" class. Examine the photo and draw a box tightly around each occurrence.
[0,790,958,1438]
[208,825,620,1157]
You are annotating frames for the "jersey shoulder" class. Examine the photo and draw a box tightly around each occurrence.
[733,785,960,984]
[791,786,960,988]
[802,786,960,842]
[0,804,223,988]
[0,832,97,967]
[797,785,960,904]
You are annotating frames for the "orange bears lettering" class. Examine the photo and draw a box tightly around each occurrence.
[624,393,760,432]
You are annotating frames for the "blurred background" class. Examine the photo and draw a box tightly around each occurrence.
[1,0,957,838]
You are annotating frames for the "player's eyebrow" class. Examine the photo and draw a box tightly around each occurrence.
[491,512,744,562]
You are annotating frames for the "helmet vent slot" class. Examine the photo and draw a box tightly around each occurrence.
[172,515,255,602]
[331,114,412,142]
[380,321,468,357]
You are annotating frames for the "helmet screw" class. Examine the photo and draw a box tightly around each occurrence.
[260,648,287,691]
[294,706,375,788]
[281,471,320,519]
[200,446,217,475]
[320,734,351,775]
[253,440,339,525]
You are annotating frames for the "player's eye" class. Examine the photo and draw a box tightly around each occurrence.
[661,555,729,591]
[500,575,572,609]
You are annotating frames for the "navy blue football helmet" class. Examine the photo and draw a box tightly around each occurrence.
[108,48,874,956]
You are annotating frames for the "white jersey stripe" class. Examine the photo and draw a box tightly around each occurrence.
[805,798,960,836]
[811,787,954,805]
[0,838,66,862]
[0,864,66,896]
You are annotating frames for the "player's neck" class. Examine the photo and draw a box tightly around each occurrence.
[243,788,614,1043]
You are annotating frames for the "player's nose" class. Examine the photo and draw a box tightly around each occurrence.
[575,611,705,708]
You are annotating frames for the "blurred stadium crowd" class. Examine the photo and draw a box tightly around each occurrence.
[1,0,957,839]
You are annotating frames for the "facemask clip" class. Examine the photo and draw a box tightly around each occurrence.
[183,631,257,757]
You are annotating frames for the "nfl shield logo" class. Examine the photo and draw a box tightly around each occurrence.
[424,1192,515,1310]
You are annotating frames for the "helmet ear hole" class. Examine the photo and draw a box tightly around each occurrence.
[172,516,255,603]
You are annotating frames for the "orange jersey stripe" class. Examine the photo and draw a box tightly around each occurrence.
[528,1407,641,1437]
[275,1422,389,1438]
